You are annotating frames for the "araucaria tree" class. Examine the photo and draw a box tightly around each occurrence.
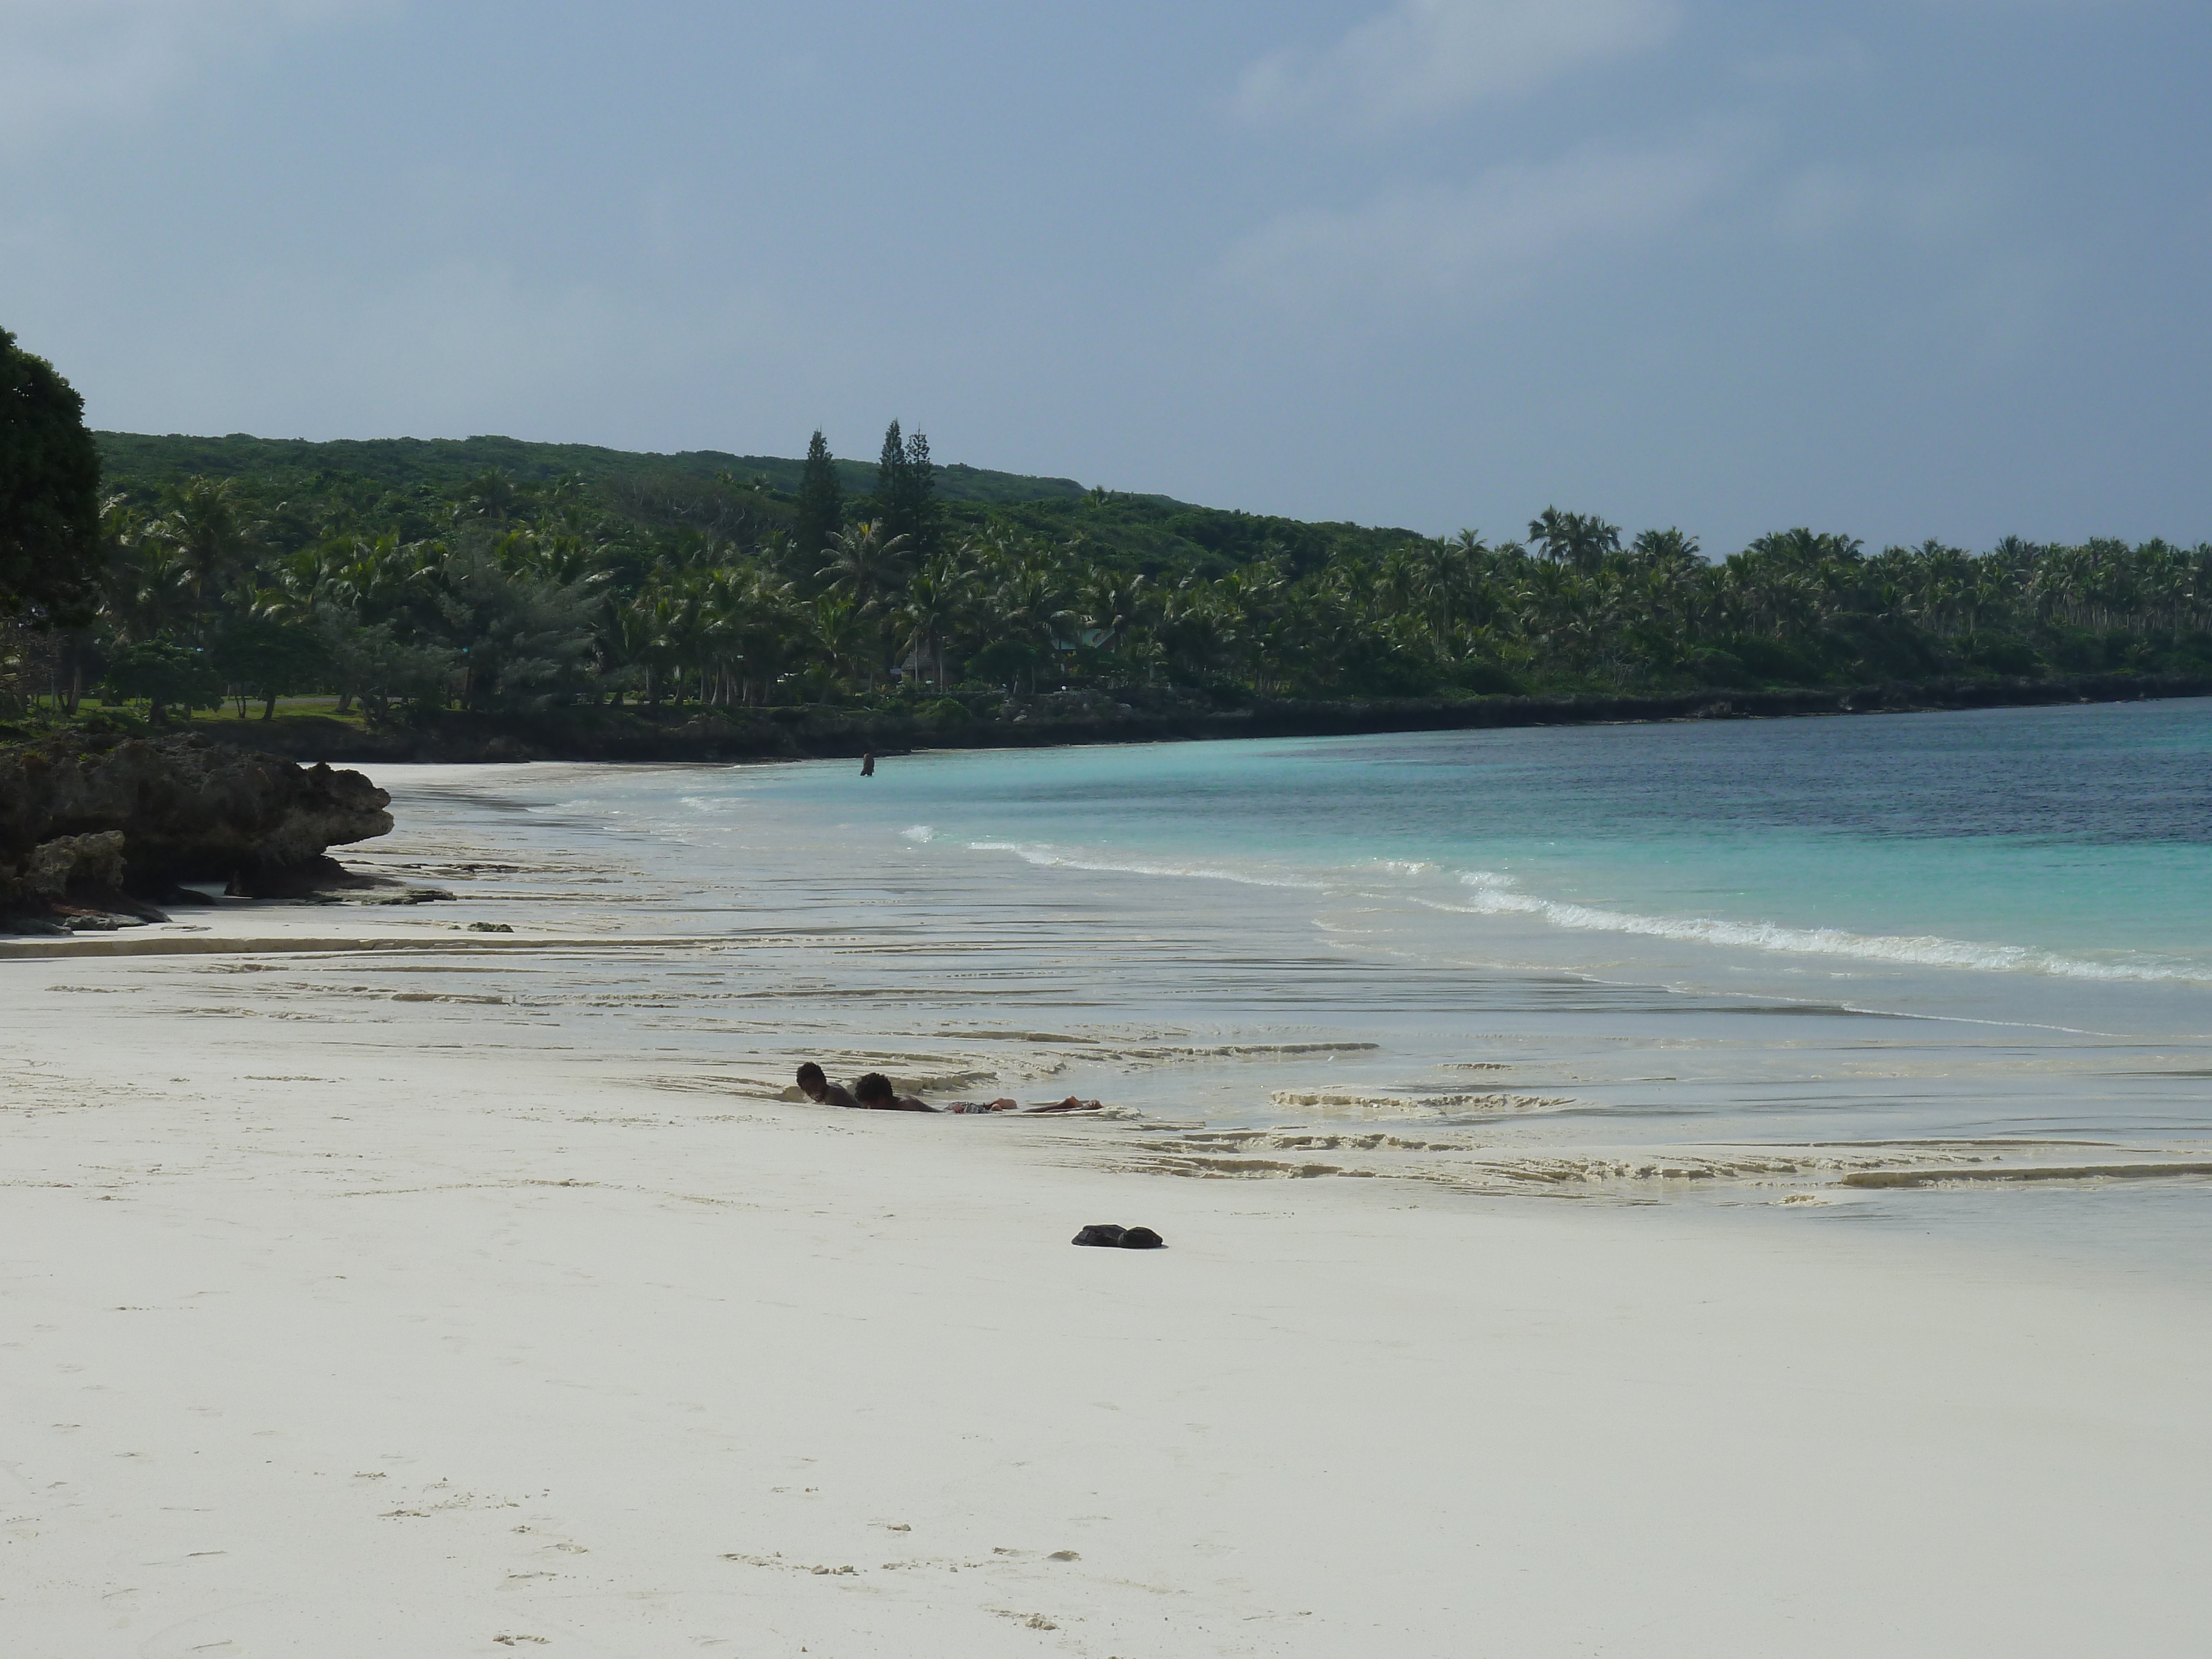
[875,420,938,555]
[794,430,843,565]
[0,327,104,624]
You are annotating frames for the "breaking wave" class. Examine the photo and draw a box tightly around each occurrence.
[946,830,2206,987]
[964,840,1331,890]
[1434,872,2207,984]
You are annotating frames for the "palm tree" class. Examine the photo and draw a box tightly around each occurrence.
[985,561,1076,692]
[1527,508,1620,575]
[894,556,969,688]
[809,594,875,692]
[817,521,913,614]
[1218,562,1287,690]
[732,568,801,705]
[462,469,520,527]
[1154,578,1238,686]
[1078,570,1151,670]
[632,576,708,705]
[156,477,255,615]
[97,495,192,644]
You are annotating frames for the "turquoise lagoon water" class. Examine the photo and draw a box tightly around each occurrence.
[696,695,2212,1006]
[377,696,2212,1265]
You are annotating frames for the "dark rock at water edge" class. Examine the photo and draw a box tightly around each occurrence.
[221,852,449,906]
[0,730,399,926]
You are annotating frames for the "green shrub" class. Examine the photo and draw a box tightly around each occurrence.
[101,638,224,722]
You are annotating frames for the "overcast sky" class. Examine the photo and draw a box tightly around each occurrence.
[3,0,2206,551]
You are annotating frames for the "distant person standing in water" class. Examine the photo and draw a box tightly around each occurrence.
[860,752,875,777]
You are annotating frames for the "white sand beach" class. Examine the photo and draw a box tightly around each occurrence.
[7,760,2211,1656]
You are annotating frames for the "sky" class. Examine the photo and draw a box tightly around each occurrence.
[2,0,2207,552]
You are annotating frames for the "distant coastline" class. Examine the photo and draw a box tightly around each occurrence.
[41,667,2204,766]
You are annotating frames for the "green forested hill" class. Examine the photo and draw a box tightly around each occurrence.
[93,431,1092,507]
[11,425,2202,730]
[90,429,1429,583]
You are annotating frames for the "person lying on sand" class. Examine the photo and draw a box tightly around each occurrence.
[795,1062,862,1110]
[850,1072,935,1112]
[851,1071,1103,1115]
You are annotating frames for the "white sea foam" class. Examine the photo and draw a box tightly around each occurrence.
[901,825,937,842]
[1267,1089,1572,1115]
[1436,872,2208,985]
[948,831,2207,987]
[966,841,1331,890]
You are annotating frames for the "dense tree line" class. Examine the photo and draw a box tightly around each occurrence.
[3,332,2208,726]
[1,329,102,628]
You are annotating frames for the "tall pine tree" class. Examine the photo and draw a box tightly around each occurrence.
[875,420,907,529]
[794,430,843,562]
[875,419,938,555]
[901,427,937,555]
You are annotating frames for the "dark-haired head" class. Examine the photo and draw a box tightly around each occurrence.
[854,1072,894,1104]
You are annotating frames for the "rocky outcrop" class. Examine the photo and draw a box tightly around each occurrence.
[0,732,394,921]
[9,830,126,899]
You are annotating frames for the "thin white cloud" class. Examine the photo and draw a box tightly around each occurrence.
[1219,134,1740,314]
[1737,34,1875,87]
[1776,150,2015,246]
[1772,149,2060,359]
[0,1,367,146]
[1237,0,1681,131]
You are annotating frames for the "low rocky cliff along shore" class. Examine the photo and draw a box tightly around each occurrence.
[0,732,416,933]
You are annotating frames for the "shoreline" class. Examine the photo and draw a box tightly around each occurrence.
[10,755,2212,1653]
[17,667,2208,766]
[7,888,2211,1653]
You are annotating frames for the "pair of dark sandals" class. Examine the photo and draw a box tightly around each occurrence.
[1072,1223,1164,1250]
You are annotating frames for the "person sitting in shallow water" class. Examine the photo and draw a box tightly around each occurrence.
[849,1071,1102,1114]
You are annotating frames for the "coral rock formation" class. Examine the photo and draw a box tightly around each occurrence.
[1,732,394,922]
